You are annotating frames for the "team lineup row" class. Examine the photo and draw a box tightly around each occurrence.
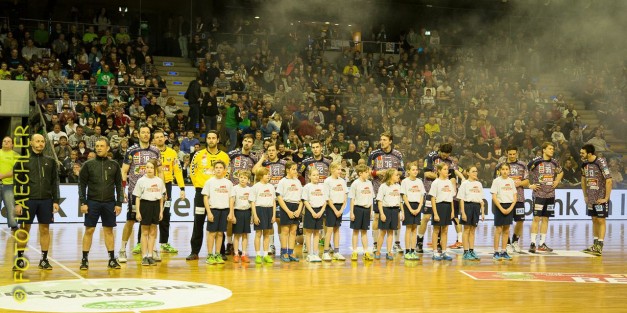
[8,128,611,271]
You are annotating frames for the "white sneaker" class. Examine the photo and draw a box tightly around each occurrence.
[393,243,402,254]
[506,244,514,254]
[333,252,346,261]
[303,243,308,254]
[312,254,322,262]
[512,241,521,253]
[322,252,332,261]
[152,250,161,262]
[117,250,127,263]
[306,254,314,262]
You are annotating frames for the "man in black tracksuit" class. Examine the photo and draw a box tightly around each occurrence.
[78,137,124,270]
[14,134,60,271]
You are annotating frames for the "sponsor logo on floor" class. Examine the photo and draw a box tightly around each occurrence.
[461,271,627,284]
[0,279,231,312]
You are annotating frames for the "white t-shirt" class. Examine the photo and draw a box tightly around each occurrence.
[376,183,402,207]
[428,178,455,203]
[276,177,302,203]
[201,177,233,209]
[302,182,327,208]
[457,180,484,203]
[324,176,348,204]
[400,177,425,202]
[249,182,276,207]
[349,179,374,208]
[133,176,166,201]
[231,185,251,210]
[490,176,517,203]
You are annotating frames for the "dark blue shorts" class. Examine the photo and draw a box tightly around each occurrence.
[84,200,117,227]
[350,205,371,230]
[207,208,228,232]
[304,207,324,230]
[254,206,273,230]
[403,202,421,226]
[233,210,252,234]
[494,203,514,226]
[325,203,344,228]
[460,202,481,227]
[378,207,400,230]
[20,199,54,224]
[280,202,301,225]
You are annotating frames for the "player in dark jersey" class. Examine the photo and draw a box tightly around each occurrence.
[253,143,287,255]
[527,142,563,253]
[298,140,332,250]
[225,134,258,255]
[367,132,405,254]
[417,143,464,253]
[580,144,612,256]
[495,146,529,254]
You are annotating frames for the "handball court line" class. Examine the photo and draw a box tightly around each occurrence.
[2,228,143,313]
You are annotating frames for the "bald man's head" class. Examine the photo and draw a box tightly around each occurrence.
[31,134,46,154]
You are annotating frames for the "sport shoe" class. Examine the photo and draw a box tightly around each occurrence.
[306,254,314,262]
[161,243,178,253]
[528,243,536,253]
[280,254,291,262]
[537,243,553,253]
[220,253,228,261]
[322,252,332,261]
[148,257,157,266]
[470,251,480,261]
[233,255,241,263]
[506,244,514,254]
[206,255,216,265]
[432,254,443,261]
[364,252,374,261]
[582,245,595,254]
[393,243,402,254]
[108,258,121,269]
[132,243,142,255]
[241,255,250,263]
[462,252,474,260]
[13,258,26,271]
[118,250,128,263]
[141,257,150,266]
[512,241,521,253]
[411,252,421,260]
[501,251,512,260]
[186,253,199,260]
[590,244,602,256]
[215,254,225,264]
[80,259,89,270]
[255,255,262,264]
[416,244,424,254]
[333,252,346,261]
[269,245,276,255]
[351,252,358,261]
[226,243,234,255]
[386,253,394,260]
[493,252,502,260]
[448,241,463,249]
[441,253,453,261]
[152,250,161,262]
[263,255,274,263]
[288,255,300,262]
[311,255,322,262]
[404,253,414,260]
[374,252,381,260]
[38,259,53,270]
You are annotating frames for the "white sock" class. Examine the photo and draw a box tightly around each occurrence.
[457,232,462,242]
[530,233,537,244]
[122,241,128,250]
[540,234,546,245]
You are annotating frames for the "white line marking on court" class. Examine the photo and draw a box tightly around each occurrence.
[459,270,479,280]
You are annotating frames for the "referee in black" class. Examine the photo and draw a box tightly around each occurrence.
[78,138,124,270]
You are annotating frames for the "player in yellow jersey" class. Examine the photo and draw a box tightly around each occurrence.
[186,130,230,261]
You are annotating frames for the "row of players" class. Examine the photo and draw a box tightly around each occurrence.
[10,129,611,270]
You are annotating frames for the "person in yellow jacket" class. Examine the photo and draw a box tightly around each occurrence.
[186,130,230,261]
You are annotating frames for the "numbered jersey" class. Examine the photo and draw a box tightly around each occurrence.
[299,156,332,184]
[527,157,562,199]
[228,149,258,185]
[582,157,611,205]
[496,160,528,203]
[190,149,230,188]
[423,151,458,193]
[263,159,287,186]
[124,144,161,192]
[368,148,405,194]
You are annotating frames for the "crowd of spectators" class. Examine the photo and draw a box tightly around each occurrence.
[0,14,624,188]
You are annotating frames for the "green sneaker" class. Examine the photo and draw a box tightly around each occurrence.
[411,252,420,260]
[161,243,178,253]
[215,254,225,264]
[255,255,263,264]
[263,255,274,263]
[206,255,216,265]
[132,243,142,255]
[404,253,414,260]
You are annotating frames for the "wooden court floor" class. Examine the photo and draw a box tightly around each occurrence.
[1,220,626,313]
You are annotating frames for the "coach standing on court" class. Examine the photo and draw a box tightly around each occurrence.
[13,134,60,271]
[78,138,124,270]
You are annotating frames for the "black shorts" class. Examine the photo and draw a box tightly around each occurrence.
[378,207,400,230]
[432,202,452,226]
[254,206,273,230]
[139,199,160,225]
[194,188,206,216]
[233,210,252,234]
[325,203,344,228]
[423,195,433,215]
[350,205,371,230]
[494,203,514,226]
[207,208,228,232]
[280,202,301,225]
[587,203,609,218]
[514,202,526,221]
[533,197,555,218]
[402,202,421,226]
[461,202,481,227]
[84,200,117,227]
[304,207,324,230]
[21,199,54,224]
[126,192,137,221]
